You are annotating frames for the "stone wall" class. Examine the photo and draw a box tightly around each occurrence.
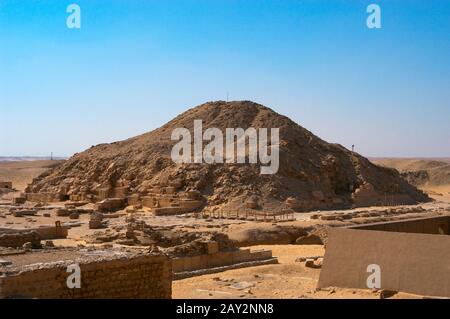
[25,192,65,202]
[172,248,273,273]
[0,230,41,248]
[0,253,172,299]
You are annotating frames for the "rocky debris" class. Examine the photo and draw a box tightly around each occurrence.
[64,201,89,208]
[0,259,13,266]
[84,219,238,257]
[44,240,55,248]
[96,198,125,213]
[12,197,26,205]
[89,212,106,229]
[87,230,119,243]
[379,290,398,299]
[69,212,80,219]
[22,242,33,250]
[303,258,323,268]
[311,206,429,223]
[125,213,135,223]
[26,101,430,213]
[12,209,37,217]
[245,197,259,209]
[186,190,201,200]
[125,207,137,214]
[229,281,255,290]
[295,256,324,263]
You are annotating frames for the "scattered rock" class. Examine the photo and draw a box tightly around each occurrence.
[379,290,398,299]
[22,242,33,250]
[229,281,255,290]
[69,212,80,219]
[44,240,55,248]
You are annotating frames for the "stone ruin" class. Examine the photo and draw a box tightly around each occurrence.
[0,222,69,249]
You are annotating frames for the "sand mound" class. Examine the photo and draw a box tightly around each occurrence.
[27,101,429,212]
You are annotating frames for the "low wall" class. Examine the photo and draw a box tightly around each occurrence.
[0,253,172,299]
[172,249,273,273]
[347,216,450,235]
[0,225,68,241]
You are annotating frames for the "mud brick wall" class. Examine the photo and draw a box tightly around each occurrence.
[0,254,172,299]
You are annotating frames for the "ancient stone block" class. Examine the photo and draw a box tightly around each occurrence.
[95,198,125,212]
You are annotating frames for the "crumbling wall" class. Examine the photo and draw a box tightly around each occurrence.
[95,198,125,212]
[351,182,417,207]
[0,254,172,299]
[0,231,41,248]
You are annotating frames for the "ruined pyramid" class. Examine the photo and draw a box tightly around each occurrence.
[27,101,430,213]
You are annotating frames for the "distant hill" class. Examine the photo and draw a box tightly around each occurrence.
[0,156,67,162]
[0,160,65,191]
[371,158,450,187]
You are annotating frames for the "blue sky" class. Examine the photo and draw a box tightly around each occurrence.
[1,0,449,157]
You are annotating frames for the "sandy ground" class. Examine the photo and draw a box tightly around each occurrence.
[0,160,64,191]
[421,185,450,201]
[172,245,420,299]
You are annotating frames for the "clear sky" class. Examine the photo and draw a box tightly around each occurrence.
[1,0,449,158]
